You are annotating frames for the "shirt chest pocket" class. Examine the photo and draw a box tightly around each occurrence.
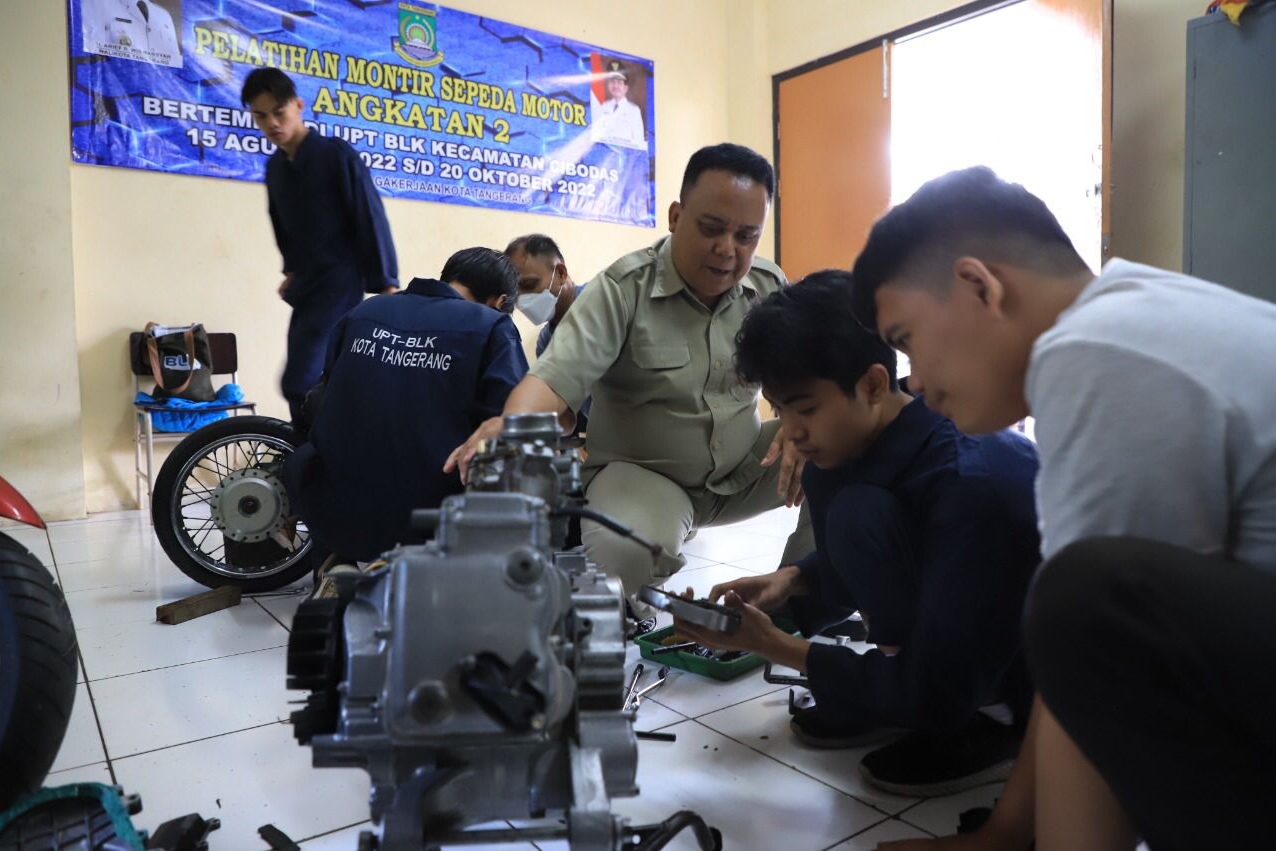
[623,343,693,405]
[632,345,690,370]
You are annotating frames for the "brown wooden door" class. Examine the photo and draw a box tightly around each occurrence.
[776,46,891,282]
[774,0,1110,277]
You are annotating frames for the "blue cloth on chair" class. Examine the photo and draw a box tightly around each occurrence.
[135,383,245,433]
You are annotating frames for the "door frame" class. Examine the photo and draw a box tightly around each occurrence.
[771,0,1021,268]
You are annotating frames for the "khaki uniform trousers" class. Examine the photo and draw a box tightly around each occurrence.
[580,422,815,600]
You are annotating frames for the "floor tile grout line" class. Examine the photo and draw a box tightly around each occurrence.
[75,644,119,787]
[887,813,942,839]
[47,758,109,776]
[816,813,895,850]
[82,643,289,684]
[108,719,292,763]
[254,595,297,632]
[55,545,119,788]
[681,715,918,822]
[45,530,65,587]
[680,710,928,822]
[289,818,371,845]
[821,811,943,848]
[646,682,790,717]
[44,510,149,525]
[633,704,693,733]
[891,797,933,819]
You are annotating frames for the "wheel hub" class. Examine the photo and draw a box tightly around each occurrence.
[210,468,291,543]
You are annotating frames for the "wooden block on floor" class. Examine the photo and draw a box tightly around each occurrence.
[156,585,242,625]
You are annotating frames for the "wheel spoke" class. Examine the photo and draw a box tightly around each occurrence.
[183,519,218,538]
[182,480,217,500]
[192,523,216,550]
[160,426,314,585]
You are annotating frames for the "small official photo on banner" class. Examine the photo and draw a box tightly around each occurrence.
[80,0,184,68]
[66,1,657,227]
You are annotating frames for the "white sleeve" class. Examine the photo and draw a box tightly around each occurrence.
[81,0,107,47]
[157,6,180,56]
[621,104,645,147]
[1029,339,1232,560]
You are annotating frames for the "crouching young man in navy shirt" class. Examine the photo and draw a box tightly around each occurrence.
[284,247,528,563]
[674,270,1041,796]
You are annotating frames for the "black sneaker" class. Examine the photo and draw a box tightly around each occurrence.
[859,714,1022,797]
[789,705,900,749]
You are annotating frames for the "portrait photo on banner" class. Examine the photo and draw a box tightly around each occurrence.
[81,0,184,68]
[589,52,651,151]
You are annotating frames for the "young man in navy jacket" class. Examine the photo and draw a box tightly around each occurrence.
[285,247,527,563]
[243,67,399,423]
[676,270,1041,797]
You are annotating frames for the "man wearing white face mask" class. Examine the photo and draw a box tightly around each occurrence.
[506,234,591,435]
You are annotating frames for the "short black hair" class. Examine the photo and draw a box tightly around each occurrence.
[441,247,519,313]
[680,143,775,202]
[504,233,565,265]
[241,68,297,107]
[736,269,897,399]
[850,166,1089,332]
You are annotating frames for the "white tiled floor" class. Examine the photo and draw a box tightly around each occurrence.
[2,506,1003,850]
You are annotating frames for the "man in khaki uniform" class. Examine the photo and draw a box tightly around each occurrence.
[447,143,812,596]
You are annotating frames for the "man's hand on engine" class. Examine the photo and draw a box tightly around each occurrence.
[443,416,504,484]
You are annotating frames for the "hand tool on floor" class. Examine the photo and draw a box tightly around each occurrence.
[628,665,669,710]
[623,663,645,708]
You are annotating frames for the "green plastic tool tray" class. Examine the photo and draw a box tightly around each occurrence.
[633,625,766,681]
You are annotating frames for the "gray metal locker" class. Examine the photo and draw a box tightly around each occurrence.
[1184,3,1276,302]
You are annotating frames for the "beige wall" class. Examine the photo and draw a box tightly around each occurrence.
[0,3,86,519]
[764,0,971,75]
[726,0,774,256]
[0,0,1214,518]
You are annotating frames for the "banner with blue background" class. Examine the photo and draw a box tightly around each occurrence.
[68,1,657,227]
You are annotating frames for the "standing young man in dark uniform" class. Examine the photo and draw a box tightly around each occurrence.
[242,68,399,422]
[285,248,527,563]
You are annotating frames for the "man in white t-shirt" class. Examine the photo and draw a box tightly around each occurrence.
[849,166,1276,851]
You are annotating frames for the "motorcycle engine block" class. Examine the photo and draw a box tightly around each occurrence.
[285,414,705,851]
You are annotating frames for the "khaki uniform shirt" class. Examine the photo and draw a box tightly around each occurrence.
[531,236,786,495]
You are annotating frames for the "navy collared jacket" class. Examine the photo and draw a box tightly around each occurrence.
[265,131,398,307]
[794,397,1042,730]
[288,278,528,560]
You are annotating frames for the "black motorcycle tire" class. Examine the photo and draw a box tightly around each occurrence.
[0,532,79,811]
[151,416,324,593]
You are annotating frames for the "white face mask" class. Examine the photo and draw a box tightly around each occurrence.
[516,269,561,325]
